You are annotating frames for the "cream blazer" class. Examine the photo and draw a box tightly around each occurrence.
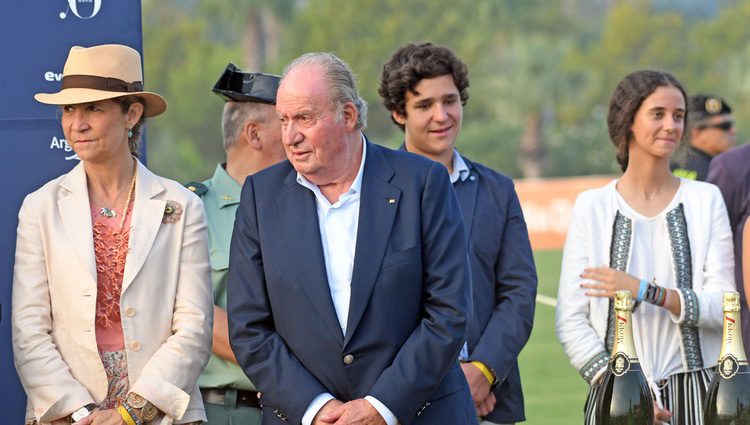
[12,160,213,424]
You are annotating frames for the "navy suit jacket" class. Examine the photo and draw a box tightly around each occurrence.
[454,157,537,423]
[227,141,477,425]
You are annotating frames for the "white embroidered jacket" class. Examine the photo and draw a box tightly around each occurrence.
[556,178,735,386]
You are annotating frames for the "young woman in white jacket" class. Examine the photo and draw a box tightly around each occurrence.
[556,70,735,425]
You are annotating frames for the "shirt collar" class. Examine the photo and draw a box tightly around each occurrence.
[688,145,713,160]
[449,149,470,183]
[296,134,367,203]
[211,163,242,207]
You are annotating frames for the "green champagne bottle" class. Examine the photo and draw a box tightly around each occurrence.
[597,290,654,424]
[704,291,750,424]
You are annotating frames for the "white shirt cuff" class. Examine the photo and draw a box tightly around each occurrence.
[458,341,469,361]
[302,393,335,425]
[364,396,398,425]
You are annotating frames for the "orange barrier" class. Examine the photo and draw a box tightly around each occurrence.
[515,175,615,250]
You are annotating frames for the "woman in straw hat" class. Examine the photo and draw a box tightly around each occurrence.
[12,44,213,425]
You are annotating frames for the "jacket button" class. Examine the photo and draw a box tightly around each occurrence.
[343,354,354,364]
[130,340,141,351]
[125,307,135,317]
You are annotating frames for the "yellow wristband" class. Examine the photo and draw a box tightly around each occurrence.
[118,405,137,425]
[470,361,496,385]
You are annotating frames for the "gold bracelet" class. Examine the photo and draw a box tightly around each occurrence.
[470,360,497,386]
[118,405,137,425]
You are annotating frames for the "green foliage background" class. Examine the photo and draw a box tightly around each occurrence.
[139,2,750,421]
[142,0,750,183]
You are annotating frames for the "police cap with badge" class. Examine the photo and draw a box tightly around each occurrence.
[185,64,281,196]
[211,63,280,104]
[690,94,732,126]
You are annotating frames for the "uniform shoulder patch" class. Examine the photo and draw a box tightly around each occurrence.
[185,181,208,196]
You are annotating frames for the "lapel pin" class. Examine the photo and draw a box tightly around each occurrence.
[387,198,396,204]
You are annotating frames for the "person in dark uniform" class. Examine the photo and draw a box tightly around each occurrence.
[670,94,735,181]
[186,63,286,425]
[708,138,750,358]
[379,42,538,425]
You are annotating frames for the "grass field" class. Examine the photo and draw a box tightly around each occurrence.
[517,249,588,424]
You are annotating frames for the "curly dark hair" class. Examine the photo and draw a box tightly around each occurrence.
[607,70,688,172]
[113,95,147,157]
[379,43,469,131]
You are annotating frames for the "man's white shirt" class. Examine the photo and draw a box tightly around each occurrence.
[296,137,398,425]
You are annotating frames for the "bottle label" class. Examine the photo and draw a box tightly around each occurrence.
[611,352,631,376]
[719,354,740,380]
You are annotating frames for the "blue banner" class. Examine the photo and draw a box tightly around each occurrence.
[0,2,143,422]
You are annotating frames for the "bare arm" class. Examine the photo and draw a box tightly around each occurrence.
[212,305,238,364]
[581,267,681,316]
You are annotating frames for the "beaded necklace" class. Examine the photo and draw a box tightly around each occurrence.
[93,157,136,328]
[99,158,137,230]
[117,158,137,230]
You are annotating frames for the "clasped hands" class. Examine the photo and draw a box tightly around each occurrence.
[461,362,496,417]
[58,408,121,425]
[313,398,387,425]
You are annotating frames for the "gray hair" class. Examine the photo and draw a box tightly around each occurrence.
[221,101,274,151]
[282,52,368,130]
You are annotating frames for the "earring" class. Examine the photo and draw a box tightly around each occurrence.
[128,128,133,138]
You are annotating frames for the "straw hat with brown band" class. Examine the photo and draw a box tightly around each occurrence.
[34,44,167,117]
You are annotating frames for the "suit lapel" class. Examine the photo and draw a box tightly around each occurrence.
[279,170,344,342]
[454,158,478,240]
[122,161,166,294]
[345,143,401,344]
[58,162,97,283]
[400,143,478,237]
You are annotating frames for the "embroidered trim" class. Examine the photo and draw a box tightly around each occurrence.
[580,351,610,384]
[679,288,700,326]
[606,211,632,352]
[666,203,703,370]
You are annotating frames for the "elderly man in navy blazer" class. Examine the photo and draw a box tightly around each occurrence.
[227,52,477,425]
[379,43,538,424]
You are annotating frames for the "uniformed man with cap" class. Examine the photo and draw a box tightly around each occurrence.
[187,63,285,425]
[670,94,736,181]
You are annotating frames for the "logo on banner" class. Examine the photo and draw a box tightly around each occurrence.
[50,136,80,161]
[59,0,102,20]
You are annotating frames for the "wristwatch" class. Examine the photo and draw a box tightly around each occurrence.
[71,403,96,422]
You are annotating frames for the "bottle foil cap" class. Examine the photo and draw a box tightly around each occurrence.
[614,290,634,311]
[724,291,741,312]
